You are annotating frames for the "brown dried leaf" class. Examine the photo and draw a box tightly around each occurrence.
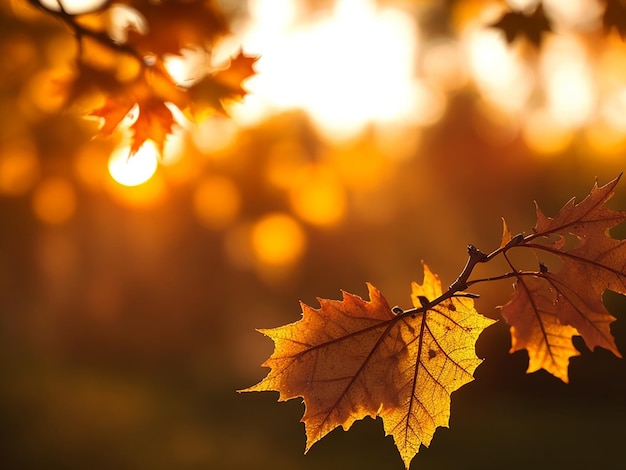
[501,175,626,382]
[500,275,581,383]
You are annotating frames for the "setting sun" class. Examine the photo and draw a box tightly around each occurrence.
[107,142,159,187]
[236,0,422,139]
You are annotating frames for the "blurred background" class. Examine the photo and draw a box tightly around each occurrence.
[2,0,626,468]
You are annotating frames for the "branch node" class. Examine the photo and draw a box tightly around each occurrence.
[417,296,430,308]
[467,244,488,262]
[504,233,526,250]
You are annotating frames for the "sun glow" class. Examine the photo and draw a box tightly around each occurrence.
[540,35,595,128]
[108,142,159,187]
[251,213,306,267]
[37,0,108,15]
[466,27,534,113]
[32,177,77,224]
[236,0,423,140]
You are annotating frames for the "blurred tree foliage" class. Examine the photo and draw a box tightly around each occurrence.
[15,0,255,155]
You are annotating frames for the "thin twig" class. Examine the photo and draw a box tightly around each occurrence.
[397,233,537,317]
[27,0,145,63]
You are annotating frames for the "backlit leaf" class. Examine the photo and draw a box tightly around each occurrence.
[120,0,228,56]
[501,175,626,381]
[243,264,495,469]
[188,51,258,116]
[129,98,176,154]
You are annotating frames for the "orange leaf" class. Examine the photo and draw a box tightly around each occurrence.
[501,175,625,382]
[211,51,258,97]
[499,217,512,249]
[188,52,258,116]
[500,275,581,383]
[242,264,495,469]
[120,0,228,56]
[67,62,125,105]
[130,98,176,154]
[90,97,135,135]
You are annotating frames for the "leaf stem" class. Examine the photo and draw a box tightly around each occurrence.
[397,233,531,317]
[465,270,537,287]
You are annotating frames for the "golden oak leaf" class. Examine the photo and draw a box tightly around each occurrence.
[501,175,626,382]
[242,264,495,469]
[129,98,176,154]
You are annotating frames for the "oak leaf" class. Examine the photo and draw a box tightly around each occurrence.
[501,175,626,382]
[242,264,495,469]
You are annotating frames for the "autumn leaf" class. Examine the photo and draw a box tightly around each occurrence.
[89,97,135,135]
[66,62,126,105]
[501,175,626,382]
[500,275,582,382]
[187,51,258,116]
[211,51,258,95]
[129,97,176,154]
[86,50,255,151]
[499,217,513,249]
[489,4,552,46]
[120,0,228,57]
[35,0,255,155]
[239,175,626,466]
[604,0,626,39]
[242,264,495,469]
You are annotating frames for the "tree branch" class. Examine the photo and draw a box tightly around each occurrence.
[396,232,533,318]
[27,0,146,64]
